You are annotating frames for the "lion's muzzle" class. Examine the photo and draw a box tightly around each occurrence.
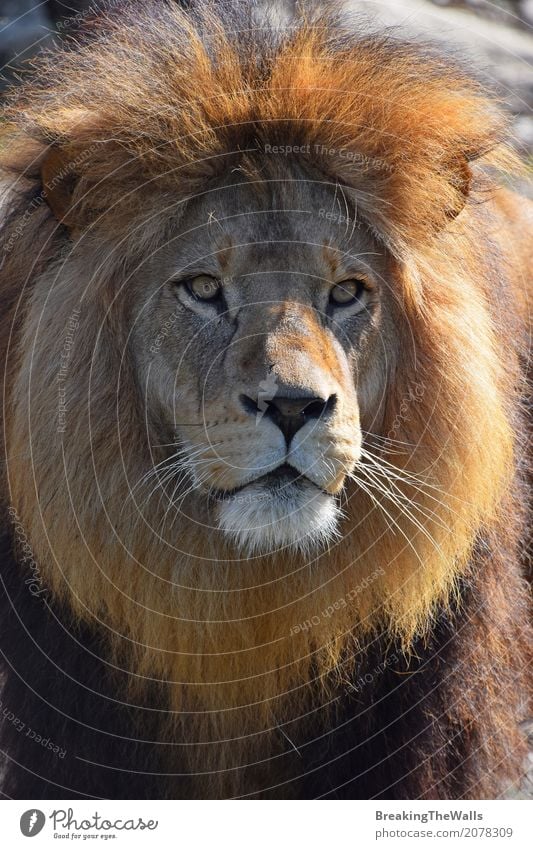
[180,302,362,554]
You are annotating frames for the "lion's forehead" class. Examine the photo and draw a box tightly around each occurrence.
[160,169,379,292]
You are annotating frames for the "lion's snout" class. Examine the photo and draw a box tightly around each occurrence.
[203,317,363,500]
[239,387,337,446]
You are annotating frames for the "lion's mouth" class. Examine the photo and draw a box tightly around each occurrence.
[212,462,341,555]
[210,463,325,502]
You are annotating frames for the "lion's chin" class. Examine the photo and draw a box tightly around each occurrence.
[214,473,342,557]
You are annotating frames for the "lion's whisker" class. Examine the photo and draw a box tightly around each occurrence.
[360,447,452,498]
[354,465,446,557]
[357,458,451,531]
[163,472,214,533]
[351,469,442,573]
[360,448,467,517]
[125,443,223,508]
[361,430,417,448]
[357,465,448,539]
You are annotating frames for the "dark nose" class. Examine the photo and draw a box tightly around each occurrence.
[240,391,337,444]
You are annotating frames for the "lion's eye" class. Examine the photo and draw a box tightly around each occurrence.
[185,275,222,301]
[330,279,365,306]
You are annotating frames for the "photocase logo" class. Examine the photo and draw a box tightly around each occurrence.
[256,372,279,424]
[20,809,46,837]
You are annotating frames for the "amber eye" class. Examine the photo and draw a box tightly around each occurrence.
[185,275,222,301]
[330,279,365,306]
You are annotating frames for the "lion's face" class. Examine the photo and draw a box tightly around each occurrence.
[130,166,392,555]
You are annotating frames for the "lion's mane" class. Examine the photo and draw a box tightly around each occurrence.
[0,0,530,799]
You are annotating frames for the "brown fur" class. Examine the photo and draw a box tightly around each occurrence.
[0,0,531,798]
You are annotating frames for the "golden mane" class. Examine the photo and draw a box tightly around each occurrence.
[0,1,528,796]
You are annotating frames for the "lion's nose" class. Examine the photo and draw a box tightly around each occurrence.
[240,391,337,444]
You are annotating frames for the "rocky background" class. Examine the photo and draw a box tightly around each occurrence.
[348,1,533,175]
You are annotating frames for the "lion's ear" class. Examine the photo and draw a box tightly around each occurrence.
[41,147,79,228]
[445,155,473,220]
[39,107,100,227]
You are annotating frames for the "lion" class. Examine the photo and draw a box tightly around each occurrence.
[0,0,531,799]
